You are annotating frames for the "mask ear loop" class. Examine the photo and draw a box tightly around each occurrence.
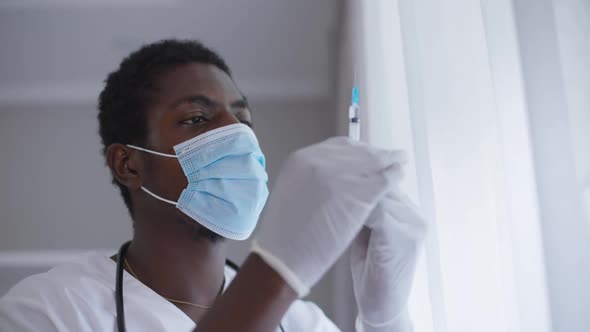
[126,144,179,206]
[140,186,178,206]
[126,144,177,158]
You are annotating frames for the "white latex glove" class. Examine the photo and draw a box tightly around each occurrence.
[251,137,406,297]
[351,190,428,332]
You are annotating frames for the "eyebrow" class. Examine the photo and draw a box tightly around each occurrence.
[172,94,249,110]
[173,95,215,109]
[230,96,249,109]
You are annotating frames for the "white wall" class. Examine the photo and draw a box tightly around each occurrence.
[0,105,133,251]
[0,1,339,103]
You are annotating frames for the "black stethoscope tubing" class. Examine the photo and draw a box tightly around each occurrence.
[116,241,284,331]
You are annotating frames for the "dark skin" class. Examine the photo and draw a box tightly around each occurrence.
[106,63,282,324]
[195,253,297,331]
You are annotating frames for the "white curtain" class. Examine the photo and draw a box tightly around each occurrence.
[333,0,590,331]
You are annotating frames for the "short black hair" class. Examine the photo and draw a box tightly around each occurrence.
[98,39,231,216]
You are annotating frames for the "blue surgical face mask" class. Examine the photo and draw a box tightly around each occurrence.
[127,123,269,240]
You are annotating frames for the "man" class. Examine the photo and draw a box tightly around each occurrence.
[0,39,425,331]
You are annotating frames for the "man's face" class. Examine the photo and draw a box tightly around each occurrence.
[135,63,251,226]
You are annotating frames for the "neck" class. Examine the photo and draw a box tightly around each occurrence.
[125,212,227,309]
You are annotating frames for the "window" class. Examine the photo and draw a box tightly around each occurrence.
[332,0,590,331]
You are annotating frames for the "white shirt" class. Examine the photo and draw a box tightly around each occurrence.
[0,252,340,331]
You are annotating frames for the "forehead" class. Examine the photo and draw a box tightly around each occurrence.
[150,63,242,106]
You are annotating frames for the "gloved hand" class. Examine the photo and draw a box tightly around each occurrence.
[251,137,406,297]
[351,190,427,332]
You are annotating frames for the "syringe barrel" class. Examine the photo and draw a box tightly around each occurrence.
[348,103,361,141]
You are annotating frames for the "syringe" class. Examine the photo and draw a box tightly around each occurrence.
[348,86,360,141]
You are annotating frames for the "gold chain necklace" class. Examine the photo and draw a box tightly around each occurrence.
[124,257,224,309]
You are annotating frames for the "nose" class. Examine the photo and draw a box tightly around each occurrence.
[212,108,241,130]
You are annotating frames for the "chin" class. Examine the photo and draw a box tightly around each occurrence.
[196,226,225,243]
[175,214,225,243]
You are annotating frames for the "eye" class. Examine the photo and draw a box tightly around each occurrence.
[182,116,208,125]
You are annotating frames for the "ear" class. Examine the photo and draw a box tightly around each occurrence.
[106,143,143,191]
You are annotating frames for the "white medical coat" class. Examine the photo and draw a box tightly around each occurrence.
[0,253,340,331]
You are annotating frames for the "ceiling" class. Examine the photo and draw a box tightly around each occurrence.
[0,0,342,106]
